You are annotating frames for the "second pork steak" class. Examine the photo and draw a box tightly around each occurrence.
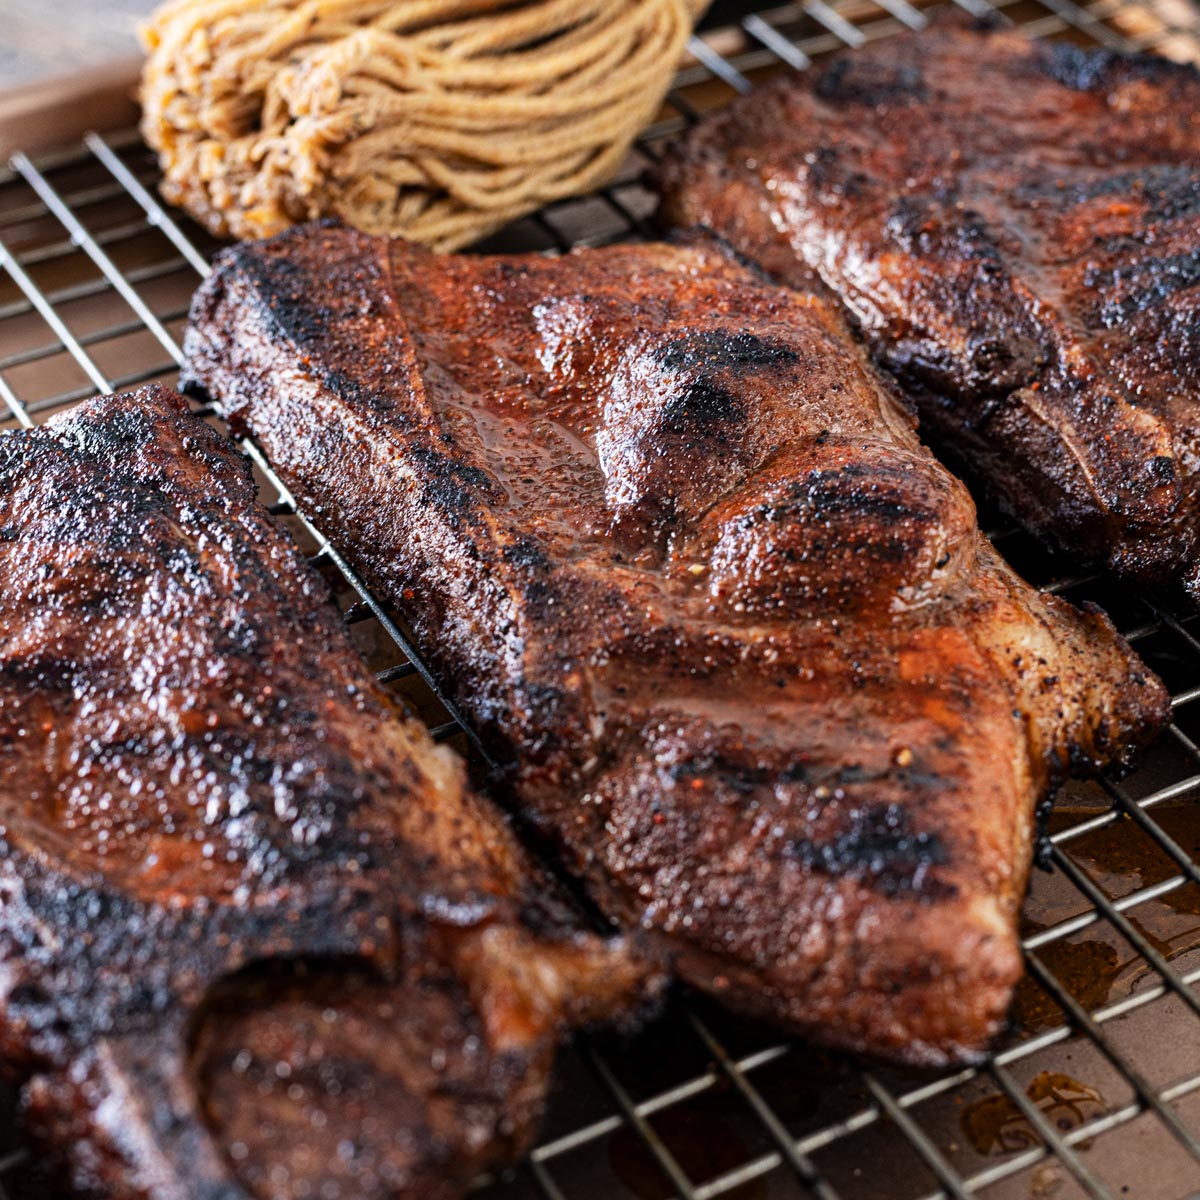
[185,225,1168,1066]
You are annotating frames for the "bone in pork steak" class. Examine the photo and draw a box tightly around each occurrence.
[0,387,648,1200]
[183,224,1169,1066]
[656,13,1200,599]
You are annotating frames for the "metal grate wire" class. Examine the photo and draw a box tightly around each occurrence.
[1,1,1199,1197]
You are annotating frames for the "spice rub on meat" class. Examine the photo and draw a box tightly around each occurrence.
[0,387,649,1200]
[185,225,1168,1066]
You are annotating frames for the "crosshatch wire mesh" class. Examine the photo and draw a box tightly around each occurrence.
[0,0,1199,1196]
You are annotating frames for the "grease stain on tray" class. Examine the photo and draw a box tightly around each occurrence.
[1015,803,1200,1032]
[960,1071,1107,1157]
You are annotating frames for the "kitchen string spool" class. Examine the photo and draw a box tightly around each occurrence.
[141,0,709,250]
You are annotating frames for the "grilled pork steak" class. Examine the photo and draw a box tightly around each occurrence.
[184,225,1168,1066]
[0,387,648,1200]
[656,15,1200,599]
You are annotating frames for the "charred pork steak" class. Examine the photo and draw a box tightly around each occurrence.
[0,387,648,1200]
[656,13,1200,599]
[184,225,1168,1066]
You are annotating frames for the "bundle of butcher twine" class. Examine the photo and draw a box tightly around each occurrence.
[141,0,707,250]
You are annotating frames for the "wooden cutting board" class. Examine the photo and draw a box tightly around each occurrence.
[1,0,153,86]
[0,59,141,158]
[0,1,152,156]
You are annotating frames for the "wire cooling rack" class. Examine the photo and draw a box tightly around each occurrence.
[1,1,1200,1197]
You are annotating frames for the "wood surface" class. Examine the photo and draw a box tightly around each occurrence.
[0,1,155,88]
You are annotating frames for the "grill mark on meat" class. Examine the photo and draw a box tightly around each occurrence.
[784,803,952,899]
[661,377,747,434]
[815,57,929,105]
[656,12,1200,595]
[183,222,1168,1068]
[1040,41,1123,90]
[1089,247,1200,324]
[646,332,802,445]
[408,446,502,514]
[1036,37,1196,92]
[1014,164,1200,221]
[502,536,551,571]
[0,387,652,1200]
[656,330,801,371]
[793,468,930,521]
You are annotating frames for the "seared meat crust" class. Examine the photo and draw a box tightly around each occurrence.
[0,387,646,1200]
[656,14,1200,597]
[184,225,1168,1066]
